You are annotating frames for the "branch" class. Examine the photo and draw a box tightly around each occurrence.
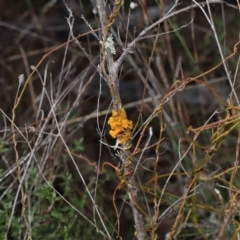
[94,1,149,239]
[116,0,230,68]
[95,0,121,110]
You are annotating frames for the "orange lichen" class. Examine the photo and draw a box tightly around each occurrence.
[108,108,133,144]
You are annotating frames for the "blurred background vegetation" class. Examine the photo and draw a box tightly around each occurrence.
[1,0,240,239]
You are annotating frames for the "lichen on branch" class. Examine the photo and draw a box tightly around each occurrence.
[108,108,133,144]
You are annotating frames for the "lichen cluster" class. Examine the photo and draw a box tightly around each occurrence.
[108,108,133,144]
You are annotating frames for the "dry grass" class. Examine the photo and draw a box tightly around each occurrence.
[1,0,240,239]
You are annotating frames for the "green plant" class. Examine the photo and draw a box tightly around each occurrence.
[1,0,240,239]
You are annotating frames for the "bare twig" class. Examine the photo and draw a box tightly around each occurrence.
[95,0,149,239]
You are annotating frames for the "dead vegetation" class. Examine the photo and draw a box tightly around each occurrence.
[1,0,240,239]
